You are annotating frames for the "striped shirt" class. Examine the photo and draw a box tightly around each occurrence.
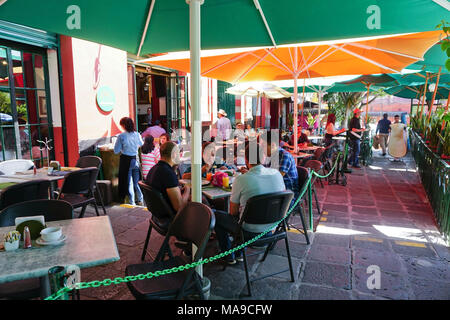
[141,147,161,179]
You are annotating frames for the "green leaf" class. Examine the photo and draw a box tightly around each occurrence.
[442,41,450,51]
[444,26,450,33]
[446,59,450,72]
[443,114,450,122]
[447,47,450,58]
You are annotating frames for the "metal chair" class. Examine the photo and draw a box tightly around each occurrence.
[304,159,325,188]
[0,199,74,300]
[56,167,100,218]
[75,156,107,215]
[125,202,215,300]
[0,159,34,175]
[0,180,51,211]
[139,181,177,261]
[233,191,295,297]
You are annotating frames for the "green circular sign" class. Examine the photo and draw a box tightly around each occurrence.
[96,86,116,112]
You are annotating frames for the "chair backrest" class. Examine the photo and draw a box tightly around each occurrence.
[297,166,311,191]
[304,159,322,171]
[0,179,51,210]
[0,159,34,175]
[76,156,102,170]
[0,199,73,227]
[240,191,294,226]
[314,147,325,161]
[138,181,176,220]
[168,202,215,250]
[60,167,98,195]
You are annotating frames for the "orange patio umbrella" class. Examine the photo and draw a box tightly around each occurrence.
[141,30,444,153]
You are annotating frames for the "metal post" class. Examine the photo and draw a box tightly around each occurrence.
[307,178,313,230]
[427,67,442,122]
[293,77,298,154]
[188,0,203,204]
[188,0,204,279]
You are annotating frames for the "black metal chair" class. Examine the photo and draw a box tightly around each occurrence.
[75,156,107,215]
[139,181,177,261]
[125,202,215,300]
[0,179,51,211]
[56,167,100,218]
[0,199,75,300]
[232,191,295,297]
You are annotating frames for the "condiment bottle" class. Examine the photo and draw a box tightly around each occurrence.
[23,226,32,249]
[33,166,37,175]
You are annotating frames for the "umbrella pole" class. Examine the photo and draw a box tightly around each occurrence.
[441,91,450,132]
[419,74,429,119]
[189,0,203,277]
[365,84,371,125]
[294,77,298,154]
[427,67,442,122]
[301,79,306,127]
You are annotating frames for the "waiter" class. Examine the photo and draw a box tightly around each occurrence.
[216,109,232,141]
[348,108,366,169]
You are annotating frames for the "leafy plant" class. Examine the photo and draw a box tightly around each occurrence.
[306,113,317,128]
[436,20,450,71]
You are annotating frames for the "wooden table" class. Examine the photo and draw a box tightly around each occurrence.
[0,216,119,298]
[298,146,321,152]
[289,152,314,165]
[179,179,232,212]
[0,167,80,197]
[202,186,232,212]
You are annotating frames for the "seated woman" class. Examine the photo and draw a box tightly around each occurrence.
[323,113,346,147]
[141,136,160,180]
[181,142,215,179]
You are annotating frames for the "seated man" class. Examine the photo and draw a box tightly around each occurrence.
[145,141,190,213]
[214,142,286,265]
[261,131,299,205]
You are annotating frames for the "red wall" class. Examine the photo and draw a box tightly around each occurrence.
[59,35,79,166]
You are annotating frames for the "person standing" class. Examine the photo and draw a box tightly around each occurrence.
[141,120,166,139]
[348,109,366,169]
[216,109,232,141]
[388,115,407,161]
[323,113,346,147]
[145,107,152,126]
[141,135,160,180]
[376,113,391,156]
[114,117,144,206]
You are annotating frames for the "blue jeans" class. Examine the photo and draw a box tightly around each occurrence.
[213,210,273,260]
[128,158,143,205]
[349,139,361,167]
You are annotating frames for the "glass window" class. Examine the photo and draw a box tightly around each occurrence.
[0,90,13,125]
[0,48,9,87]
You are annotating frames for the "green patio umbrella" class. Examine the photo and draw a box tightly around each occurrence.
[0,0,449,55]
[406,44,448,73]
[385,84,450,100]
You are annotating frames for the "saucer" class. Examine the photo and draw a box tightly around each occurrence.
[36,234,67,246]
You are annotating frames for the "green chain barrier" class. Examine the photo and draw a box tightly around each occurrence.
[46,152,342,300]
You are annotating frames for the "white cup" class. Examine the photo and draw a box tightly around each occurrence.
[40,227,62,242]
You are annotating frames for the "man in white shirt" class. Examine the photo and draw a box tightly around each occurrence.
[214,142,286,264]
[216,109,232,141]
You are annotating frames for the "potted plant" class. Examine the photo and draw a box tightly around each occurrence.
[306,113,317,132]
[4,231,21,251]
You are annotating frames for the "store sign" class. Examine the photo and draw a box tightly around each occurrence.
[96,86,115,112]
